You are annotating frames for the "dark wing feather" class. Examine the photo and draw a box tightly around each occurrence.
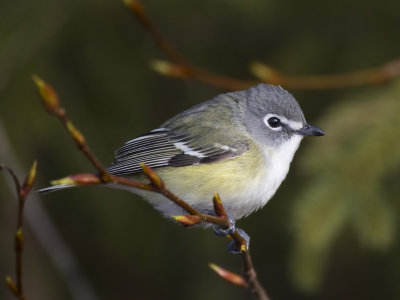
[106,128,249,176]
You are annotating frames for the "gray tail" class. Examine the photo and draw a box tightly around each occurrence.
[37,185,74,194]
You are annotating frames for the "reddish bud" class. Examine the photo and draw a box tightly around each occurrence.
[172,215,202,227]
[212,191,227,218]
[69,173,101,185]
[15,228,24,254]
[20,160,37,198]
[150,60,189,79]
[140,163,165,189]
[51,173,101,186]
[5,276,18,296]
[32,75,60,113]
[123,0,144,15]
[249,61,280,81]
[66,121,85,145]
[15,228,24,243]
[209,263,247,287]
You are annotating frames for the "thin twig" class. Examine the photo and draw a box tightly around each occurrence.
[241,251,269,300]
[2,161,37,300]
[125,0,400,90]
[250,60,400,89]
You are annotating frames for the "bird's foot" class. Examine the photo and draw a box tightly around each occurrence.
[212,213,236,237]
[201,210,250,254]
[226,228,250,254]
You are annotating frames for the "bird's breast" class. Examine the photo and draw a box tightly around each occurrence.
[259,135,303,201]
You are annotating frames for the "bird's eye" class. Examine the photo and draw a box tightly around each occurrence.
[267,117,281,128]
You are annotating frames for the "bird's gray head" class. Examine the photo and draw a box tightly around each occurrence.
[242,84,324,148]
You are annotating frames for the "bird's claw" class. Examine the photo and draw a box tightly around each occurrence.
[226,228,250,254]
[211,214,250,254]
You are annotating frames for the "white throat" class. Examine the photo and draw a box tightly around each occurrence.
[262,135,303,202]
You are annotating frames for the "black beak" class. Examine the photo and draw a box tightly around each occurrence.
[297,123,325,136]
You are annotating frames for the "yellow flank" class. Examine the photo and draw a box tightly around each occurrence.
[137,144,266,216]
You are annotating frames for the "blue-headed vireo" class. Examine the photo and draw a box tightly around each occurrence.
[42,84,324,221]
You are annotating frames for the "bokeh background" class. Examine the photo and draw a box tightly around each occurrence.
[1,0,400,299]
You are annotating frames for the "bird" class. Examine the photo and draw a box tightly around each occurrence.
[40,84,324,250]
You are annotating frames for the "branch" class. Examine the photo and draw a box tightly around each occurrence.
[125,0,400,90]
[241,251,269,300]
[33,76,268,298]
[1,161,37,300]
[250,60,400,89]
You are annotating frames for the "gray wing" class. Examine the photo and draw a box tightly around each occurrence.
[106,128,249,176]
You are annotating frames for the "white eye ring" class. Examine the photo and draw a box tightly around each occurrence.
[264,114,283,131]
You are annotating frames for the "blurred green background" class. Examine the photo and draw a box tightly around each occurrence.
[1,0,400,299]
